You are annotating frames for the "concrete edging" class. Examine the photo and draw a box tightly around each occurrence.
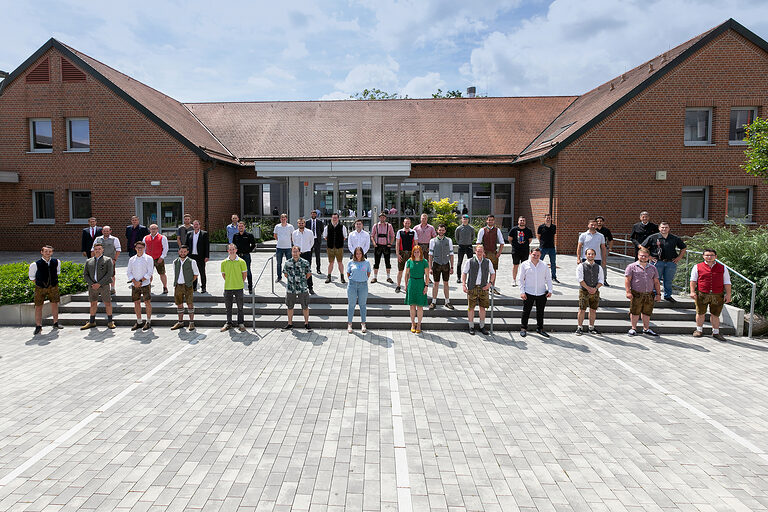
[0,295,72,326]
[721,303,745,337]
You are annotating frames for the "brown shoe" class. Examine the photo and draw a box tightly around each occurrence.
[428,303,436,310]
[80,321,95,330]
[188,322,195,331]
[371,277,378,284]
[107,321,116,329]
[325,276,332,283]
[713,333,727,341]
[171,321,185,330]
[692,330,703,338]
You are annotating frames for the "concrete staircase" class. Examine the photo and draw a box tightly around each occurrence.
[55,293,734,335]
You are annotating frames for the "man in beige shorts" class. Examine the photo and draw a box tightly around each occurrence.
[462,245,495,336]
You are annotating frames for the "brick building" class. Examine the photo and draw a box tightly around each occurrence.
[0,18,764,253]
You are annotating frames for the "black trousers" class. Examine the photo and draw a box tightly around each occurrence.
[300,252,314,291]
[521,293,547,330]
[373,244,391,270]
[456,244,473,271]
[190,254,207,290]
[312,237,322,270]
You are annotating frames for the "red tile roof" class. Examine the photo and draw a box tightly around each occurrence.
[184,97,576,161]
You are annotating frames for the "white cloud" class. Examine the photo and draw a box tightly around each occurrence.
[318,91,351,100]
[265,66,296,80]
[247,76,275,89]
[281,41,309,60]
[330,55,400,95]
[462,0,768,96]
[400,72,445,98]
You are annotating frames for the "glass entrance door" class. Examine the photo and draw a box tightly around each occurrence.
[137,197,184,236]
[309,180,371,230]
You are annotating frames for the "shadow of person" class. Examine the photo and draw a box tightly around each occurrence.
[132,329,160,345]
[485,332,527,350]
[419,332,457,348]
[594,335,650,351]
[228,329,260,346]
[178,330,207,345]
[293,329,327,346]
[653,336,709,352]
[25,329,60,346]
[542,335,590,352]
[85,328,116,342]
[355,332,393,348]
[713,337,768,352]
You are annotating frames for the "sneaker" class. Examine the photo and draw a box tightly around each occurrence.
[371,277,378,284]
[588,326,601,335]
[34,325,42,335]
[171,321,185,330]
[317,269,322,274]
[131,322,143,331]
[325,276,332,284]
[248,287,253,294]
[492,287,501,295]
[445,302,455,310]
[552,278,560,284]
[429,303,436,310]
[361,323,367,333]
[142,321,152,331]
[188,322,195,331]
[536,329,550,338]
[348,324,353,333]
[305,323,312,331]
[575,327,584,336]
[220,323,231,332]
[162,287,168,294]
[238,324,247,332]
[52,322,63,330]
[106,321,116,329]
[276,277,282,283]
[469,325,476,335]
[201,288,207,294]
[628,328,637,336]
[80,322,96,330]
[713,333,727,341]
[512,281,518,287]
[386,277,394,284]
[604,281,610,287]
[340,276,346,284]
[519,329,527,337]
[692,329,703,338]
[665,296,677,303]
[480,326,490,335]
[643,328,659,337]
[282,324,293,331]
[395,286,401,293]
[457,278,462,284]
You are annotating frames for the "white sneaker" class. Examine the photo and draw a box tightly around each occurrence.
[361,323,367,333]
[347,324,353,333]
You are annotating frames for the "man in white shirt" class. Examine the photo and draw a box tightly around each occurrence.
[462,245,496,335]
[93,225,122,294]
[292,217,316,295]
[29,244,63,335]
[126,240,155,331]
[347,219,370,259]
[576,219,607,267]
[273,213,295,283]
[518,247,553,337]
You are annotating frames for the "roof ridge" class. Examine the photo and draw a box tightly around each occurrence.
[183,95,579,106]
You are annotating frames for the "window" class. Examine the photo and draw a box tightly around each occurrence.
[33,190,55,223]
[29,119,53,152]
[729,108,756,144]
[684,108,712,145]
[727,187,753,223]
[66,118,90,151]
[69,190,92,222]
[681,187,708,223]
[422,183,440,204]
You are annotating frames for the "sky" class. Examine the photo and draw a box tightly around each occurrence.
[2,0,768,102]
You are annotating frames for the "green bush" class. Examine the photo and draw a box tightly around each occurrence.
[423,198,459,238]
[0,261,88,306]
[674,223,768,316]
[210,228,229,244]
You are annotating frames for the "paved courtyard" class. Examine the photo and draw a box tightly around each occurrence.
[1,319,768,511]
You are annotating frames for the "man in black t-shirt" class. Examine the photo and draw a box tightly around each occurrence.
[537,213,558,283]
[595,216,613,286]
[508,216,534,286]
[641,221,687,302]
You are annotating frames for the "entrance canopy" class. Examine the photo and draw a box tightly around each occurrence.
[255,160,411,177]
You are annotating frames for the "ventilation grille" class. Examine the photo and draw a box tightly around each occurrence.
[25,57,50,83]
[61,58,86,82]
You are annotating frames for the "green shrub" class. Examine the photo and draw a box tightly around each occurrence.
[674,223,768,316]
[210,228,229,243]
[0,261,88,306]
[423,198,459,238]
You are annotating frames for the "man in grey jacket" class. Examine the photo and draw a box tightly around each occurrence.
[81,243,115,330]
[454,214,475,283]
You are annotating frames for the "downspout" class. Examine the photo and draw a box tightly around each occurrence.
[540,156,555,217]
[203,159,216,230]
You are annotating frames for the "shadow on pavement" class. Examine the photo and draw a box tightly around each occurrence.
[131,329,160,344]
[420,332,458,348]
[653,336,709,352]
[25,330,60,346]
[715,337,768,352]
[354,332,392,348]
[543,335,590,352]
[85,328,115,342]
[594,335,650,351]
[293,329,327,346]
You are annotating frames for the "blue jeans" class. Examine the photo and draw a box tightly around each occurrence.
[540,247,557,279]
[653,260,677,298]
[347,280,369,322]
[275,248,291,278]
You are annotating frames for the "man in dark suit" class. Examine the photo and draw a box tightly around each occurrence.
[308,210,324,274]
[126,215,150,257]
[80,243,115,330]
[81,217,102,258]
[185,219,210,293]
[630,211,659,260]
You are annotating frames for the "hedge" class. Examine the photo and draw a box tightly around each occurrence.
[0,261,88,306]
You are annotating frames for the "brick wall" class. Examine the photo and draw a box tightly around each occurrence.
[0,48,205,252]
[552,29,767,254]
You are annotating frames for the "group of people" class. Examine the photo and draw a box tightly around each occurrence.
[29,210,731,340]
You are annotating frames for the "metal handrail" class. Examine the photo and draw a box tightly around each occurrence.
[250,256,275,331]
[610,237,757,339]
[489,284,495,335]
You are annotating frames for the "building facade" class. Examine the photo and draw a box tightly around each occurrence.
[0,19,764,253]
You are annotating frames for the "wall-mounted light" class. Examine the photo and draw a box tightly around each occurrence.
[150,180,161,186]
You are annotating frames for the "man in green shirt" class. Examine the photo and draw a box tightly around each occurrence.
[220,244,248,332]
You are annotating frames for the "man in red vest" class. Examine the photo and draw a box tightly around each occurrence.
[689,248,731,341]
[143,223,169,294]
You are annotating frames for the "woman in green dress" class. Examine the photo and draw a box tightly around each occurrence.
[404,244,431,333]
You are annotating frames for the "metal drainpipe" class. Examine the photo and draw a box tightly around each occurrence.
[540,157,555,217]
[203,159,216,230]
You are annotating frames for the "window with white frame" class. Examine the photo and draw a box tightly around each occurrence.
[29,118,53,152]
[69,190,92,222]
[32,190,55,223]
[729,108,757,144]
[681,186,709,223]
[726,186,753,223]
[66,118,90,151]
[684,108,712,145]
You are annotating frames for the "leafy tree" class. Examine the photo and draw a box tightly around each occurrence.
[423,198,459,238]
[350,88,400,100]
[743,117,768,182]
[432,89,463,98]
